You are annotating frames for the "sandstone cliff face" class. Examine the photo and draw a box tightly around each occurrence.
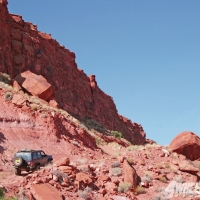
[0,0,145,144]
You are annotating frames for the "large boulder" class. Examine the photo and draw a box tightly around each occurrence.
[170,131,200,161]
[15,70,53,101]
[54,157,70,167]
[123,159,140,189]
[178,160,199,174]
[30,183,63,200]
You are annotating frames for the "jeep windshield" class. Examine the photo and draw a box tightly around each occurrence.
[15,152,32,161]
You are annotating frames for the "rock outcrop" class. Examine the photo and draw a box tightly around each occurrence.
[170,131,200,161]
[0,0,145,144]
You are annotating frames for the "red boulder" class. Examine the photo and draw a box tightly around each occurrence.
[123,159,140,189]
[170,131,200,161]
[30,183,63,200]
[15,70,53,101]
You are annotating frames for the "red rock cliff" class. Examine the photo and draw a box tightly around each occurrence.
[0,0,146,144]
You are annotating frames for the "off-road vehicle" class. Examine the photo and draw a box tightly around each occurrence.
[13,149,53,175]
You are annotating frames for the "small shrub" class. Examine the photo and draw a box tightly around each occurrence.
[118,182,132,193]
[41,104,50,110]
[17,187,28,200]
[173,175,184,183]
[135,185,145,194]
[4,92,13,101]
[155,187,165,193]
[0,188,4,198]
[152,194,169,200]
[126,145,144,151]
[144,151,152,158]
[170,167,178,174]
[163,145,171,153]
[29,97,40,104]
[111,162,120,168]
[142,171,153,183]
[0,187,17,200]
[78,187,92,200]
[6,86,14,91]
[172,152,178,159]
[145,143,158,149]
[0,73,11,84]
[30,104,38,110]
[0,82,5,89]
[110,167,122,176]
[52,170,69,183]
[78,190,90,200]
[108,142,122,151]
[141,175,151,183]
[77,158,88,165]
[127,157,134,165]
[110,130,122,139]
[144,171,152,177]
[197,164,200,171]
[95,137,104,145]
[164,162,170,168]
[77,165,89,172]
[84,186,92,193]
[156,163,163,169]
[84,117,106,133]
[159,176,167,183]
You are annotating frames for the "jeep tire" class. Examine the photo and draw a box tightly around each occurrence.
[14,168,21,175]
[14,156,23,167]
[35,164,40,171]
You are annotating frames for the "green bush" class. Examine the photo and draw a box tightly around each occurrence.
[111,161,120,168]
[109,167,122,176]
[118,182,132,193]
[110,130,122,139]
[95,137,104,145]
[127,157,134,165]
[197,164,200,171]
[135,185,145,194]
[84,116,106,133]
[0,188,17,200]
[0,188,4,198]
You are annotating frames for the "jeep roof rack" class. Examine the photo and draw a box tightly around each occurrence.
[19,148,34,152]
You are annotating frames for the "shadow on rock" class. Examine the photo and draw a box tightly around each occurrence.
[0,131,6,153]
[54,115,98,150]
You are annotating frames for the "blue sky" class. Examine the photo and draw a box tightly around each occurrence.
[8,1,200,145]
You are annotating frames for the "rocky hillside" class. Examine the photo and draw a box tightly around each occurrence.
[1,1,200,200]
[0,0,145,145]
[1,89,200,200]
